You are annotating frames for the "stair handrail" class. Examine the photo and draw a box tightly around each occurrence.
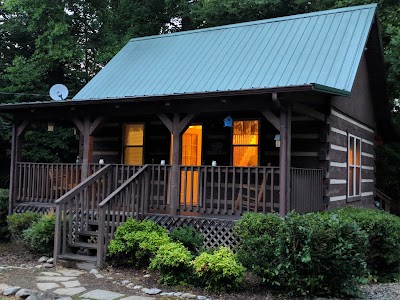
[54,164,112,205]
[54,164,112,266]
[98,164,148,208]
[97,164,149,268]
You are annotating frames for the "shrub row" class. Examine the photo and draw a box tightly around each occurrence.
[234,208,400,297]
[108,218,244,291]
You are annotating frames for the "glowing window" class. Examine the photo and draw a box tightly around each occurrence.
[124,124,144,165]
[348,134,361,197]
[233,120,259,166]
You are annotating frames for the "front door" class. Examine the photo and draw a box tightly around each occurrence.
[180,125,202,205]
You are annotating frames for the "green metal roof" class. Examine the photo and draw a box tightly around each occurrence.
[74,4,377,100]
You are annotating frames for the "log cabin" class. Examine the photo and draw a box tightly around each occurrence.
[0,4,392,267]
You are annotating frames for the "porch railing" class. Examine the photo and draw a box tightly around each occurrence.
[179,166,280,216]
[290,168,324,213]
[16,163,82,203]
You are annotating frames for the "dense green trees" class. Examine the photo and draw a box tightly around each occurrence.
[0,0,399,198]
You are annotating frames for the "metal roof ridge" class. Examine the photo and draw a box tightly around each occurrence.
[128,4,377,43]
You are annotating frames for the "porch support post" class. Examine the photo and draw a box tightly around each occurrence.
[8,120,29,215]
[286,104,292,213]
[279,107,288,217]
[278,104,292,217]
[74,117,104,180]
[158,113,195,215]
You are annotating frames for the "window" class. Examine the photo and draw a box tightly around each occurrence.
[123,124,144,165]
[232,120,259,166]
[348,134,361,198]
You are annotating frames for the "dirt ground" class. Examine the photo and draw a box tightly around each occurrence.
[0,241,279,300]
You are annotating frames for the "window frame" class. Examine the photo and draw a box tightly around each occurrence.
[347,133,362,200]
[122,123,145,165]
[231,119,260,167]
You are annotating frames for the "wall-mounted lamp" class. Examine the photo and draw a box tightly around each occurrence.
[47,122,55,132]
[274,134,281,148]
[223,116,233,127]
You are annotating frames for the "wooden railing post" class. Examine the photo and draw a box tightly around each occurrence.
[97,207,106,268]
[8,120,29,215]
[53,205,62,266]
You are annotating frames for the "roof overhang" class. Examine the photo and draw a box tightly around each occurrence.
[0,84,348,114]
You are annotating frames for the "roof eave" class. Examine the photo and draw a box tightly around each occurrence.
[311,83,351,97]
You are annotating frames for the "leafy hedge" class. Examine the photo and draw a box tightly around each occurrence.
[331,207,400,282]
[108,218,170,267]
[0,189,9,241]
[235,212,368,297]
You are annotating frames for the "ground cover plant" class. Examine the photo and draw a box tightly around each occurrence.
[192,246,245,292]
[235,212,368,297]
[107,218,170,268]
[149,241,193,285]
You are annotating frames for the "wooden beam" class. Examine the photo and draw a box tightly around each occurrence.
[293,102,325,122]
[17,120,30,137]
[89,116,105,135]
[177,113,195,133]
[158,114,173,132]
[261,108,280,130]
[73,118,85,134]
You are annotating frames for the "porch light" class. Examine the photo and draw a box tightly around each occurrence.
[274,134,281,148]
[223,116,233,127]
[212,160,217,166]
[99,158,105,164]
[161,160,166,166]
[47,122,55,132]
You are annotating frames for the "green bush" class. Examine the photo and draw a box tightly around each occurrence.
[22,212,55,254]
[234,213,283,286]
[149,242,193,285]
[332,207,400,282]
[192,246,245,292]
[169,226,204,255]
[108,218,170,268]
[235,212,368,297]
[7,211,41,239]
[0,189,9,241]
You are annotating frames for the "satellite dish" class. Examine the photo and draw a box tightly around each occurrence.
[49,84,69,101]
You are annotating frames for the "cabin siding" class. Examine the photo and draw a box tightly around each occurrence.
[326,108,375,209]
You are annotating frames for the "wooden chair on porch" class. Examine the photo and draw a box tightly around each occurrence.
[234,163,271,211]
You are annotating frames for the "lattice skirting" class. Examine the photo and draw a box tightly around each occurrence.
[146,214,241,250]
[13,202,55,214]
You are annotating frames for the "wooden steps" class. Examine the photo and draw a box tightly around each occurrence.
[68,242,98,250]
[58,253,97,262]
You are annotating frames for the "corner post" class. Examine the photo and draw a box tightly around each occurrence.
[286,104,292,213]
[279,107,288,217]
[8,120,29,215]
